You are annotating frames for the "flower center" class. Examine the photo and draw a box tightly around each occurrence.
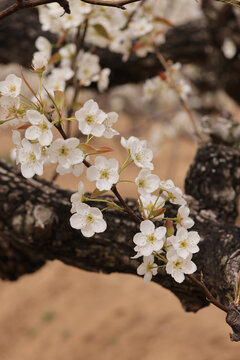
[147,233,156,243]
[179,239,188,248]
[59,146,69,156]
[135,152,143,162]
[85,115,94,125]
[9,85,16,93]
[39,122,48,131]
[173,260,183,269]
[100,169,109,179]
[86,214,94,223]
[29,152,36,162]
[139,179,145,188]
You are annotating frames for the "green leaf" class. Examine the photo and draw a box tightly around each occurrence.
[93,24,111,40]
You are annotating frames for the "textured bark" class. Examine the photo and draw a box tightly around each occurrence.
[0,141,240,309]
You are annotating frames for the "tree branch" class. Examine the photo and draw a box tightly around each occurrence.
[0,0,70,21]
[0,139,240,338]
[80,0,141,9]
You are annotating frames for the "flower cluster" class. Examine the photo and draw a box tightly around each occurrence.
[0,0,201,288]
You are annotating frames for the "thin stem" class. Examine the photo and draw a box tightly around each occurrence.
[153,45,204,142]
[66,19,89,136]
[186,274,228,313]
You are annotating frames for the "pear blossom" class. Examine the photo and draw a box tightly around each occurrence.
[0,96,20,123]
[77,52,100,85]
[98,68,111,93]
[18,139,43,178]
[139,194,166,220]
[87,156,119,191]
[56,163,84,177]
[159,179,186,206]
[168,228,200,259]
[129,138,154,170]
[128,18,153,38]
[75,99,106,137]
[137,255,158,284]
[25,110,53,146]
[176,205,194,229]
[49,138,84,168]
[102,112,119,139]
[70,181,85,213]
[120,136,139,150]
[133,220,166,256]
[0,74,22,98]
[35,36,52,58]
[175,79,191,100]
[32,51,48,70]
[166,249,197,283]
[70,202,107,237]
[135,169,160,196]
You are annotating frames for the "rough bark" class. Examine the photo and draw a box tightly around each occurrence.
[0,141,240,311]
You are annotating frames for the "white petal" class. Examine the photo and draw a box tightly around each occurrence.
[140,220,155,235]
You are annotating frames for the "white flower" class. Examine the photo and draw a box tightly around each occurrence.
[0,95,20,122]
[137,255,158,284]
[56,163,84,177]
[176,205,194,229]
[0,74,22,98]
[133,220,166,256]
[128,18,153,38]
[143,76,166,101]
[70,203,107,237]
[135,169,160,196]
[18,139,43,178]
[98,68,111,93]
[129,138,154,170]
[168,228,200,259]
[35,36,52,58]
[139,194,165,220]
[59,43,76,67]
[120,136,139,150]
[159,179,186,206]
[87,156,119,191]
[49,138,84,168]
[75,99,106,137]
[32,51,48,70]
[175,79,191,100]
[166,249,197,283]
[102,112,119,139]
[25,110,53,146]
[70,181,85,213]
[77,52,100,86]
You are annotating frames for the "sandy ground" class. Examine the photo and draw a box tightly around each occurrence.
[0,87,239,359]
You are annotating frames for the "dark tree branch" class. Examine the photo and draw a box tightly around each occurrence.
[1,138,240,338]
[0,0,70,21]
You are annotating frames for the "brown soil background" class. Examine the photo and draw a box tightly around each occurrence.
[0,70,239,359]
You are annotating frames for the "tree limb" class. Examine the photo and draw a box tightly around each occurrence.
[0,0,70,21]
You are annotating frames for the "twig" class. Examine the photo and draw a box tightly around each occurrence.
[0,0,70,20]
[187,274,228,313]
[80,0,141,10]
[122,0,146,30]
[153,45,205,142]
[66,19,89,136]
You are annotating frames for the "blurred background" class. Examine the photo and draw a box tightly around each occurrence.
[1,0,240,358]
